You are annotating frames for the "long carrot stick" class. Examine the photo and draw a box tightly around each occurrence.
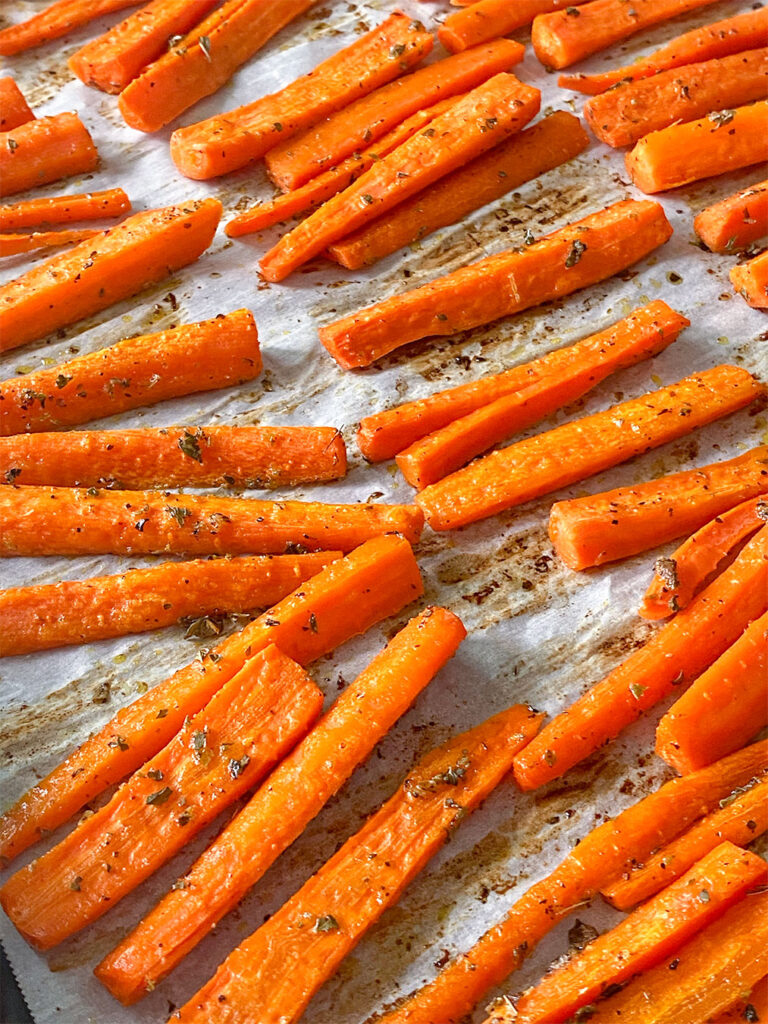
[416,366,762,531]
[0,78,35,131]
[0,187,131,230]
[0,228,100,257]
[259,74,541,282]
[169,704,543,1024]
[95,605,465,1004]
[0,533,423,867]
[439,0,591,53]
[0,0,141,57]
[327,110,589,270]
[319,198,672,370]
[0,551,341,657]
[731,248,768,308]
[0,112,99,199]
[168,12,434,177]
[694,178,768,253]
[512,526,768,791]
[0,645,323,951]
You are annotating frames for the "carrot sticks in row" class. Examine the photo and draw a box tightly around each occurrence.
[0,78,34,131]
[439,0,590,54]
[0,112,98,199]
[0,188,131,230]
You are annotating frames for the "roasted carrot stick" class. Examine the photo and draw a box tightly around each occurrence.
[0,551,341,657]
[694,178,768,253]
[170,704,543,1024]
[0,78,34,131]
[320,199,672,370]
[169,12,433,177]
[512,526,768,792]
[731,248,768,308]
[719,976,768,1023]
[264,38,525,191]
[95,605,465,1004]
[416,366,762,531]
[0,187,130,230]
[0,0,141,57]
[0,112,98,199]
[259,74,541,282]
[0,533,423,867]
[641,496,768,620]
[0,198,222,353]
[0,228,100,256]
[328,110,588,270]
[439,0,590,53]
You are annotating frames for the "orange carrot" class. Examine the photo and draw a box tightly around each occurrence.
[259,74,541,282]
[0,551,341,657]
[0,198,222,353]
[694,178,768,253]
[0,78,34,131]
[719,976,768,1023]
[327,110,589,270]
[168,12,434,176]
[0,187,130,230]
[549,446,768,570]
[512,526,768,791]
[95,605,465,1004]
[731,248,768,308]
[0,112,98,199]
[656,612,768,774]
[0,227,99,256]
[0,533,423,867]
[439,0,591,53]
[169,704,543,1024]
[320,199,672,370]
[417,366,762,531]
[264,38,525,191]
[0,0,140,57]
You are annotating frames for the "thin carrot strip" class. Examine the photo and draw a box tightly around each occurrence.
[0,112,98,199]
[731,248,768,308]
[0,228,100,256]
[0,78,35,131]
[694,178,768,253]
[0,198,222,353]
[259,74,541,282]
[170,704,543,1024]
[319,199,672,370]
[0,0,141,57]
[0,187,131,230]
[95,606,464,1004]
[0,551,341,657]
[719,976,768,1022]
[439,0,591,52]
[0,533,424,867]
[168,12,434,176]
[328,110,588,270]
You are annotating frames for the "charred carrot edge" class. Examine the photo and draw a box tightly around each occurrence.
[731,248,768,309]
[0,646,323,951]
[439,0,590,52]
[719,975,768,1022]
[0,188,131,230]
[0,198,222,353]
[0,0,140,57]
[95,605,464,1004]
[319,199,672,370]
[169,704,543,1023]
[259,74,541,282]
[0,551,341,657]
[548,446,768,570]
[168,12,434,177]
[0,112,99,199]
[511,526,768,792]
[641,496,768,620]
[0,228,100,256]
[694,178,768,252]
[0,78,35,131]
[327,110,588,271]
[264,38,525,191]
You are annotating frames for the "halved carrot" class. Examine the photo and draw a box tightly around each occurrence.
[0,0,141,57]
[731,248,768,308]
[327,110,589,270]
[259,74,541,282]
[0,188,131,230]
[439,0,591,53]
[0,78,34,131]
[169,704,543,1023]
[694,178,768,253]
[168,12,434,177]
[719,976,768,1023]
[0,228,99,256]
[95,605,465,1004]
[0,533,423,867]
[0,112,99,199]
[0,198,222,353]
[320,199,672,370]
[0,551,341,657]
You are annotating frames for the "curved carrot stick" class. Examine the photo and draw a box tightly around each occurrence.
[694,178,768,253]
[0,112,98,199]
[0,188,130,230]
[439,0,590,53]
[0,0,141,57]
[731,248,768,308]
[0,228,99,256]
[0,78,35,131]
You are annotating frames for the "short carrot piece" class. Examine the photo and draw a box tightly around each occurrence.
[259,74,541,282]
[439,0,591,53]
[0,78,34,131]
[0,112,99,199]
[0,533,423,867]
[718,976,768,1023]
[170,703,543,1024]
[0,0,141,57]
[0,198,222,353]
[0,187,130,230]
[731,248,768,308]
[0,228,100,257]
[694,178,768,253]
[95,605,465,1004]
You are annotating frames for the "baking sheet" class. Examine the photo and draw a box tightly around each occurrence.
[0,0,766,1021]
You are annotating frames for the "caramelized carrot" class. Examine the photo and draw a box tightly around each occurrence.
[0,78,34,131]
[0,187,131,230]
[0,112,98,199]
[439,0,590,53]
[0,0,140,57]
[731,248,768,308]
[0,228,99,256]
[694,178,768,252]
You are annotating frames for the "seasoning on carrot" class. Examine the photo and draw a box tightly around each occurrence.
[0,198,222,353]
[0,112,98,199]
[95,606,466,1004]
[0,228,100,257]
[731,248,768,308]
[0,187,131,230]
[439,0,591,53]
[0,78,35,131]
[0,0,141,57]
[718,976,768,1023]
[694,178,768,252]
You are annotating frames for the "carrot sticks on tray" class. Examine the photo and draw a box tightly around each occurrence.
[0,0,141,57]
[0,113,99,199]
[439,0,591,53]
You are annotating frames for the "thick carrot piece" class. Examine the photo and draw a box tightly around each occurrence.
[0,534,423,867]
[0,113,98,199]
[259,75,541,282]
[0,78,34,131]
[694,178,768,253]
[0,199,221,353]
[168,13,433,177]
[328,110,588,270]
[719,976,768,1022]
[0,187,130,230]
[171,704,543,1024]
[731,248,768,309]
[0,228,99,256]
[0,551,341,657]
[0,0,140,57]
[96,606,464,1004]
[512,526,768,791]
[439,0,590,53]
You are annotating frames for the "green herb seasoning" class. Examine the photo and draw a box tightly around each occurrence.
[146,786,173,806]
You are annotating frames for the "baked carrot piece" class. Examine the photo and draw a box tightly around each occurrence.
[0,228,99,257]
[0,551,341,657]
[0,198,222,353]
[0,113,98,199]
[0,533,423,867]
[168,12,433,177]
[0,78,34,131]
[416,366,762,531]
[512,526,768,792]
[328,110,588,270]
[259,74,541,282]
[0,0,140,57]
[264,38,525,191]
[694,178,768,253]
[0,187,130,230]
[320,199,672,370]
[719,976,768,1023]
[169,704,543,1024]
[439,0,591,53]
[95,605,465,1004]
[731,248,768,308]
